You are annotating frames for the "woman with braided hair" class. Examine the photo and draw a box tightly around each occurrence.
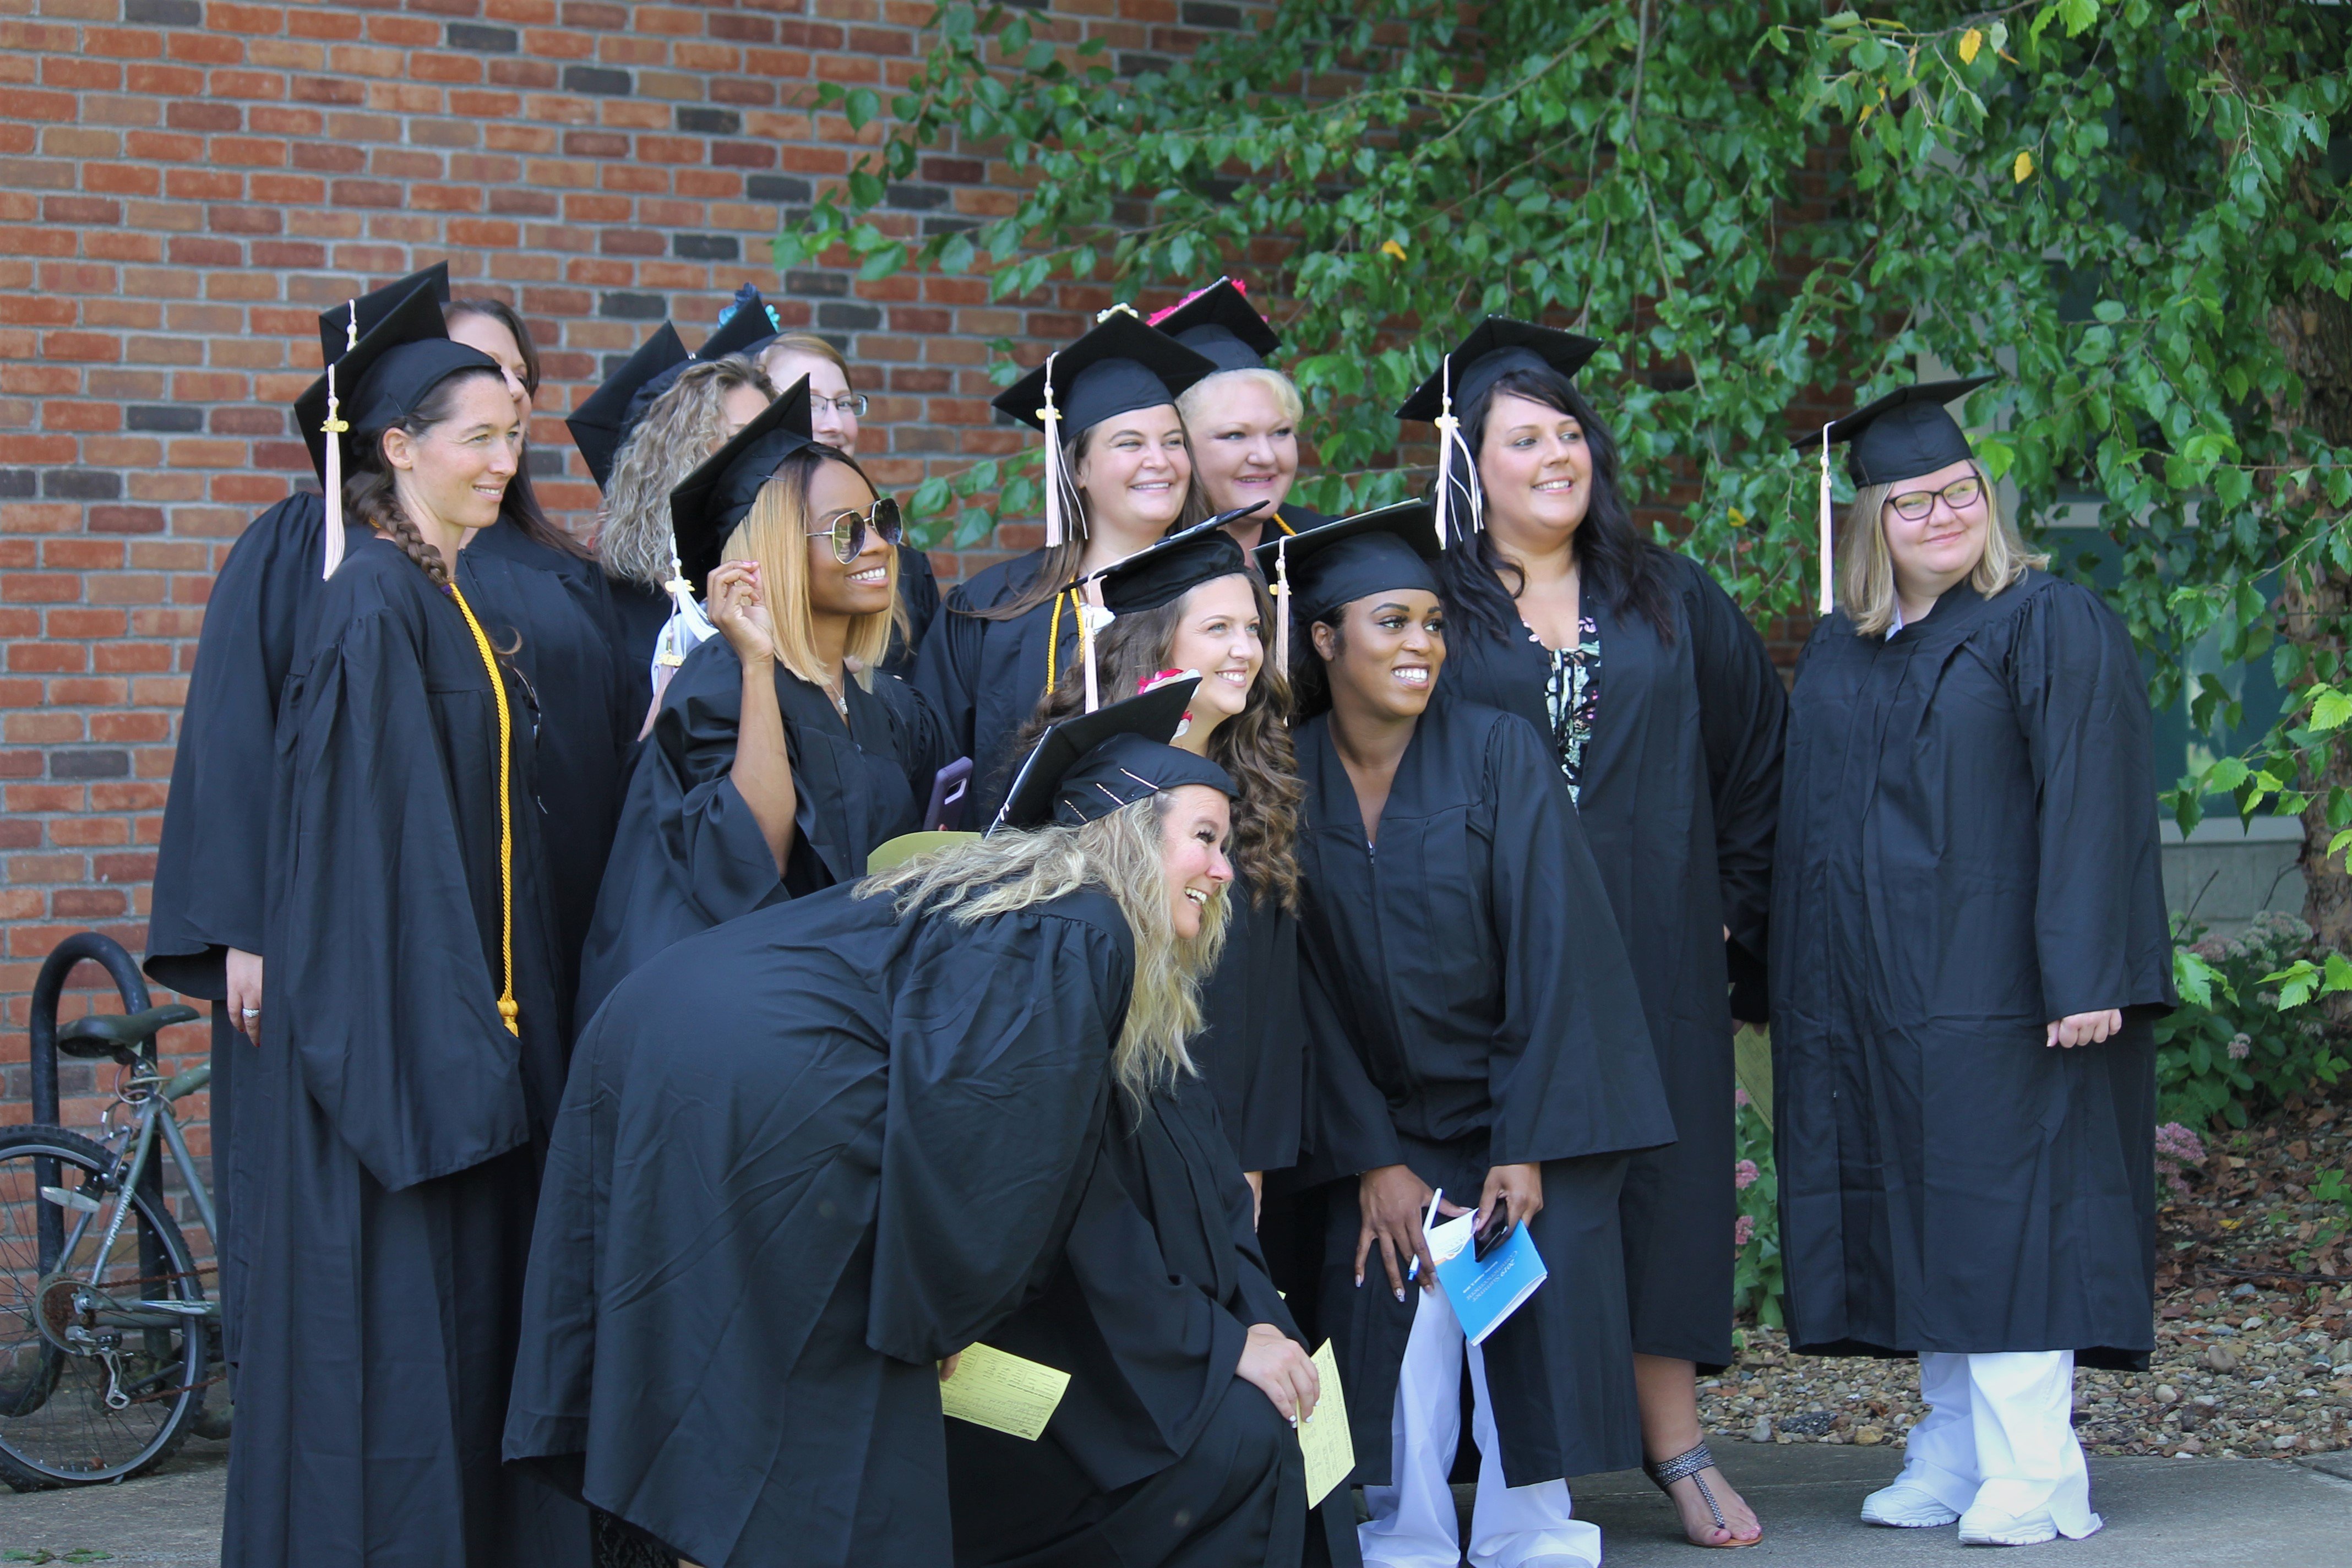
[222,307,584,1566]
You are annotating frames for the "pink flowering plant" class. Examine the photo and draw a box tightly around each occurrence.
[1732,1087,1783,1328]
[2161,912,2351,1130]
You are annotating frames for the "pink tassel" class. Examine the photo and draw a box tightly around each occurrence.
[320,299,357,579]
[1817,423,1834,616]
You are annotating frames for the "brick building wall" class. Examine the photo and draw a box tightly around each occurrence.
[0,0,1246,1147]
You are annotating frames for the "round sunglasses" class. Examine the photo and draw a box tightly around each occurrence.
[808,496,904,564]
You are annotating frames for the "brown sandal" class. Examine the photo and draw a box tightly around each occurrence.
[1645,1441,1761,1549]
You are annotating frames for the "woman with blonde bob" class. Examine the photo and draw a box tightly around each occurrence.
[573,393,944,1025]
[1155,277,1333,549]
[510,687,1336,1568]
[1773,377,2175,1549]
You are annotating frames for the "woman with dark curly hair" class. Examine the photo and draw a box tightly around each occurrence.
[1011,520,1307,1196]
[1397,319,1786,1550]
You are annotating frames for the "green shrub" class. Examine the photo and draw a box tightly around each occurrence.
[1733,1088,1783,1329]
[2162,912,2351,1130]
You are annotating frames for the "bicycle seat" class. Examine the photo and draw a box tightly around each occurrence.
[55,1005,202,1064]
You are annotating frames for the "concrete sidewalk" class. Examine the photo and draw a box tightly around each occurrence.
[3,1438,2349,1565]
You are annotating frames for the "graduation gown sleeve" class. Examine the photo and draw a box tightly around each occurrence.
[145,493,344,994]
[865,906,1130,1363]
[1476,714,1673,1168]
[2008,582,2177,1023]
[1299,939,1405,1180]
[274,606,530,1193]
[1684,562,1786,1014]
[911,578,985,769]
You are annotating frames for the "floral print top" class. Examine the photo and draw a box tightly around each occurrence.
[1536,616,1601,803]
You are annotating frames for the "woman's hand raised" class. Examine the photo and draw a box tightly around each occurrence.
[707,560,778,667]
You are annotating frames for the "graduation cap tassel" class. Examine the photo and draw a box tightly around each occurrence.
[1039,353,1067,549]
[1080,584,1103,715]
[1816,422,1834,617]
[1430,356,1458,550]
[1273,536,1292,684]
[319,300,358,580]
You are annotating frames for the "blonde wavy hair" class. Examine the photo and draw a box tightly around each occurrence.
[857,794,1228,1104]
[1837,462,2046,636]
[723,445,903,692]
[596,355,776,591]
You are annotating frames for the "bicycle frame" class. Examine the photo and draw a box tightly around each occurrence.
[44,1058,219,1335]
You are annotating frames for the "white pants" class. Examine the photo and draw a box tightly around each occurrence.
[1898,1351,2100,1538]
[1360,1287,1602,1568]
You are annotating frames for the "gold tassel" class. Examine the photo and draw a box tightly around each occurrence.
[320,300,356,580]
[1273,536,1292,682]
[1817,423,1834,617]
[448,582,520,1035]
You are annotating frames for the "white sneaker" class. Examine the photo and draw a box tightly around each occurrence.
[1860,1480,1961,1528]
[1956,1502,2064,1547]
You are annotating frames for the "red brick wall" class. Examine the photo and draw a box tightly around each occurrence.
[0,0,1250,1148]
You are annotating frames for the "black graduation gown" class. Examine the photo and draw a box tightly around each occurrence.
[574,633,947,1025]
[911,548,1084,825]
[143,492,364,1362]
[224,538,581,1568]
[886,540,943,673]
[945,1071,1358,1568]
[1435,552,1786,1369]
[460,521,632,1036]
[1195,876,1306,1174]
[1294,701,1675,1485]
[1771,570,2175,1370]
[505,880,1136,1568]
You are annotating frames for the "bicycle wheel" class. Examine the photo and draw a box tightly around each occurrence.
[0,1125,209,1489]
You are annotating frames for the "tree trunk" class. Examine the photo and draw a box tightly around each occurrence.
[2274,286,2352,950]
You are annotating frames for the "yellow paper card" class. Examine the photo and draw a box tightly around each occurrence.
[1299,1340,1355,1507]
[939,1343,1071,1441]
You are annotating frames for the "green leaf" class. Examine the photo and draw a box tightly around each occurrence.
[2312,685,2352,733]
[846,87,881,129]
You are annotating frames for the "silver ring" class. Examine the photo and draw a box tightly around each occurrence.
[241,1008,259,1019]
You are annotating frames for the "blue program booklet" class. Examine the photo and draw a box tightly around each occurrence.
[1424,1193,1549,1346]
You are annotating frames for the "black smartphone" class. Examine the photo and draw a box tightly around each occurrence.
[1473,1200,1515,1262]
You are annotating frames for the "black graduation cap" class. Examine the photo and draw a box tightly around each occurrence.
[1253,499,1442,627]
[1395,316,1600,426]
[665,375,816,597]
[566,323,690,491]
[315,262,450,369]
[293,279,466,482]
[992,309,1219,437]
[1149,277,1280,374]
[993,677,1237,831]
[1793,374,1995,488]
[1085,510,1255,616]
[616,286,784,443]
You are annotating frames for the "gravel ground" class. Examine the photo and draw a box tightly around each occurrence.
[1702,1101,2352,1460]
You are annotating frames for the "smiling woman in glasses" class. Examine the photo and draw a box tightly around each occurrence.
[574,394,949,1026]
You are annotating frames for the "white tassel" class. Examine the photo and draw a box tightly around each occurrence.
[1039,352,1067,548]
[1431,355,1457,549]
[1079,587,1109,714]
[1817,423,1834,617]
[320,299,357,579]
[643,556,718,731]
[1273,537,1292,683]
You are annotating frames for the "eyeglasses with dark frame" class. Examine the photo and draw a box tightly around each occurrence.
[808,496,904,564]
[1886,475,1985,521]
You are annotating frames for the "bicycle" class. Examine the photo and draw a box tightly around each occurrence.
[0,933,222,1490]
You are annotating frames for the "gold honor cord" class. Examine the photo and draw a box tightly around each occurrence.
[447,583,521,1035]
[1042,584,1082,693]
